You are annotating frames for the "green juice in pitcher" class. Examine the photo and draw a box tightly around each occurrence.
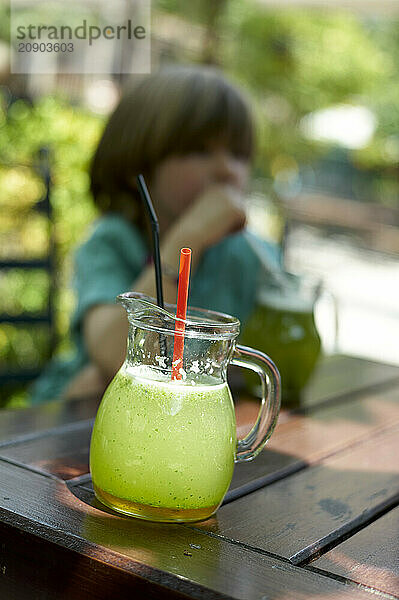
[90,366,236,522]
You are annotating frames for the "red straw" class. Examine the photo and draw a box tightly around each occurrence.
[171,248,192,380]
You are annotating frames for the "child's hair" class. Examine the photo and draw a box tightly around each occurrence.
[90,64,254,220]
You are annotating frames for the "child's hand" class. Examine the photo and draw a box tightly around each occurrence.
[170,184,247,252]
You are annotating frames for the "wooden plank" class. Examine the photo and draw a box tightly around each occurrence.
[298,355,399,411]
[0,521,191,600]
[264,384,399,466]
[2,382,399,500]
[283,192,399,230]
[0,460,379,599]
[235,355,399,437]
[312,506,399,597]
[194,425,399,566]
[228,382,399,499]
[0,396,98,447]
[0,423,92,480]
[0,313,51,324]
[284,193,399,254]
[0,259,51,269]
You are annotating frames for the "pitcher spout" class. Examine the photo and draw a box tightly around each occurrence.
[117,292,240,341]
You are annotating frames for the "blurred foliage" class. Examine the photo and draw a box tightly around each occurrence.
[0,270,50,316]
[351,21,399,206]
[0,323,50,370]
[0,2,10,43]
[224,7,386,169]
[158,0,220,25]
[0,92,102,273]
[158,0,399,204]
[0,95,103,407]
[226,10,387,106]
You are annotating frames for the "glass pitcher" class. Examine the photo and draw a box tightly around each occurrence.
[90,292,281,523]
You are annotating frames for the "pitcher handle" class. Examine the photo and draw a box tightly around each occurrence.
[231,344,281,463]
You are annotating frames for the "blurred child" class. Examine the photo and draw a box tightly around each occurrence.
[31,64,280,403]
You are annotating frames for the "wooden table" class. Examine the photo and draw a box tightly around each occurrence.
[1,355,399,599]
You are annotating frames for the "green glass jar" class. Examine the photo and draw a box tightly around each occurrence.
[241,274,322,408]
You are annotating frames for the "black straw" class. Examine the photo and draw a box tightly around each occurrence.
[136,174,164,309]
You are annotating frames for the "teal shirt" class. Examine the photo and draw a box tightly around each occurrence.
[30,214,280,404]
